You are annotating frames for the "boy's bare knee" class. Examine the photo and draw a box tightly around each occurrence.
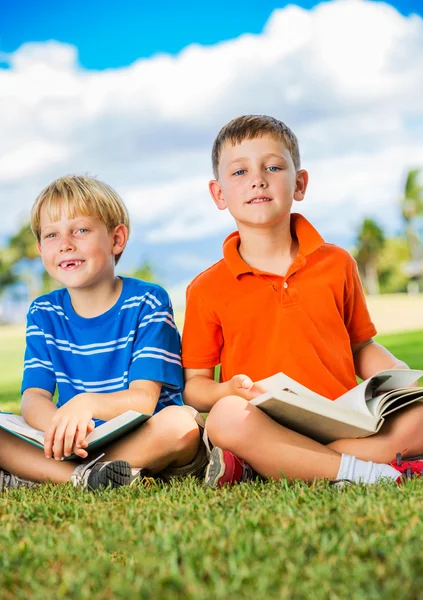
[151,406,199,451]
[206,395,249,448]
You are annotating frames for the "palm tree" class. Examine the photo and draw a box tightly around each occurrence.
[400,169,423,291]
[401,169,423,263]
[355,218,385,295]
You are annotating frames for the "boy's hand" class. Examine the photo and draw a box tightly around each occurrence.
[43,394,96,460]
[229,374,262,401]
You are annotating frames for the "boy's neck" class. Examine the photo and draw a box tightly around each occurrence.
[67,276,123,318]
[237,217,298,277]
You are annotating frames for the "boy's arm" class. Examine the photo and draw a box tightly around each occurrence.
[183,368,261,412]
[43,379,162,460]
[21,388,58,432]
[65,379,162,421]
[352,338,409,381]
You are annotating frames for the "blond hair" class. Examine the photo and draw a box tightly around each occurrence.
[211,114,301,178]
[31,175,130,264]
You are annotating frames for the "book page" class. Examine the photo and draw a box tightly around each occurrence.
[85,410,144,444]
[0,413,45,444]
[251,390,376,443]
[334,369,423,417]
[255,372,329,403]
[374,388,423,417]
[332,382,374,416]
[367,369,423,393]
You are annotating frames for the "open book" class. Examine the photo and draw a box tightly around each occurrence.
[251,369,423,444]
[0,410,151,460]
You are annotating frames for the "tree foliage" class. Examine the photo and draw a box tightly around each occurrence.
[355,218,385,295]
[129,260,158,283]
[400,168,423,265]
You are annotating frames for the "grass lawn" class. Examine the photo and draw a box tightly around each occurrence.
[1,327,423,598]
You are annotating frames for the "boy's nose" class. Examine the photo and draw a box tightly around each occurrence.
[59,236,75,252]
[251,176,267,188]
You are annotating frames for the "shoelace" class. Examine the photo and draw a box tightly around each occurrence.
[241,462,255,482]
[71,452,106,487]
[395,453,423,480]
[0,470,36,490]
[0,470,12,490]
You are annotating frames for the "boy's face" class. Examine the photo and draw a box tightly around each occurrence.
[209,134,308,229]
[37,203,127,291]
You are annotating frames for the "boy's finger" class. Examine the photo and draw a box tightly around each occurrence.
[75,419,92,450]
[43,425,56,459]
[234,374,254,390]
[244,385,263,400]
[75,424,87,449]
[52,420,71,460]
[73,447,88,459]
[63,420,78,457]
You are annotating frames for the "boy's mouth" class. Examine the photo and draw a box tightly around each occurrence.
[59,260,85,270]
[247,197,272,204]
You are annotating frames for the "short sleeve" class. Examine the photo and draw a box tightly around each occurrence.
[129,301,183,391]
[182,282,223,369]
[21,307,57,395]
[344,259,377,343]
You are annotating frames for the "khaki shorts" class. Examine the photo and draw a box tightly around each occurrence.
[151,406,211,481]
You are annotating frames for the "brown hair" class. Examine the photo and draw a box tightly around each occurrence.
[211,114,301,178]
[31,175,130,264]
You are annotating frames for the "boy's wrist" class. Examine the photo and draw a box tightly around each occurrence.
[72,392,99,416]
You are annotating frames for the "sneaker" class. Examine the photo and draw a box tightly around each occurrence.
[205,447,255,488]
[391,453,423,483]
[0,469,39,492]
[129,468,155,486]
[329,479,353,488]
[71,454,132,490]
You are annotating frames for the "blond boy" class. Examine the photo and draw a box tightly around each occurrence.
[0,175,206,491]
[182,115,423,487]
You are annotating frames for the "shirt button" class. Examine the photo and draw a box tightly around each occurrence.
[283,281,289,289]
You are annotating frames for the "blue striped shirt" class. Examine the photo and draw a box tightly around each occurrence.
[21,277,183,423]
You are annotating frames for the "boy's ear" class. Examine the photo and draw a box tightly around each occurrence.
[36,241,42,256]
[294,169,309,202]
[111,224,129,257]
[209,179,227,211]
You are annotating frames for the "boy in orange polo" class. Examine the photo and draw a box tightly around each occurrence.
[182,114,423,487]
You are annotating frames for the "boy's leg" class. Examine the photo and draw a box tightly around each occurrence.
[206,396,423,486]
[206,395,342,481]
[0,428,75,483]
[101,405,203,474]
[0,429,131,490]
[328,402,423,462]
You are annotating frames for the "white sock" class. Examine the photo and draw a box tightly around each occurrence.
[336,454,400,484]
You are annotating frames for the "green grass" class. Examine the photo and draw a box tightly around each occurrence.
[0,327,25,412]
[2,479,423,599]
[1,327,423,598]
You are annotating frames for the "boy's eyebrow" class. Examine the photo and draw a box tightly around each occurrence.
[227,153,289,166]
[40,215,95,231]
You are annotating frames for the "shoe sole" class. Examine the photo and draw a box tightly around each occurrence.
[88,461,132,490]
[205,447,226,488]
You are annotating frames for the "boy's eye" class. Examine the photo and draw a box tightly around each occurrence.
[267,166,281,172]
[44,233,57,239]
[233,169,246,176]
[76,228,89,234]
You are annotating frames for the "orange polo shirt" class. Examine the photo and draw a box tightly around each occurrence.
[182,214,377,400]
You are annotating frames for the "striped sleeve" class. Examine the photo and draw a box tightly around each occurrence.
[21,307,57,395]
[129,296,183,392]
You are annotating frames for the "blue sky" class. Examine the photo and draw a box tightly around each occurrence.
[1,0,423,300]
[2,0,422,69]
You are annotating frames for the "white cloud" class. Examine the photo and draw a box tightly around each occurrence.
[1,0,422,262]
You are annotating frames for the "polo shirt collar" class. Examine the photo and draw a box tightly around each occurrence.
[223,213,325,279]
